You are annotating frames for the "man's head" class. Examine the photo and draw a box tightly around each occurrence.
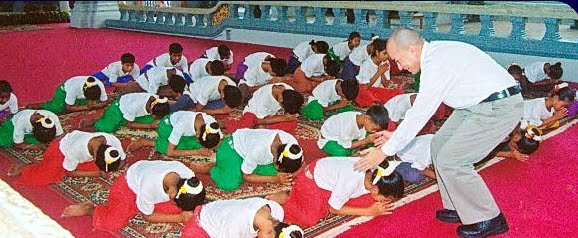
[386,28,425,74]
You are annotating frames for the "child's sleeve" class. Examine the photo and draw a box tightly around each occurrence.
[64,90,77,106]
[167,125,183,146]
[62,156,79,172]
[240,159,257,175]
[9,94,18,114]
[98,82,108,102]
[328,174,363,210]
[12,123,25,144]
[131,64,140,80]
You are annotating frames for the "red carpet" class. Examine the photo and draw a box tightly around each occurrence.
[339,124,578,237]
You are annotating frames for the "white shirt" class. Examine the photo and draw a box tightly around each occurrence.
[100,61,140,83]
[383,93,417,122]
[205,47,234,65]
[188,58,211,82]
[313,157,370,210]
[331,41,353,61]
[348,44,371,66]
[146,53,189,74]
[63,76,107,105]
[119,93,153,122]
[317,111,365,149]
[59,130,126,171]
[243,83,293,119]
[126,160,194,215]
[135,67,184,94]
[11,109,63,144]
[239,52,274,87]
[396,134,433,170]
[189,76,236,106]
[232,129,298,174]
[166,111,216,145]
[292,41,315,62]
[520,98,553,129]
[524,62,548,83]
[0,93,18,114]
[356,59,390,87]
[381,41,517,156]
[200,197,284,238]
[300,54,326,78]
[310,79,341,107]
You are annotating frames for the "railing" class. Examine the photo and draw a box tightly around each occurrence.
[105,1,578,59]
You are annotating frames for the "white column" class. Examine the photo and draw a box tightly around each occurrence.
[70,1,120,28]
[59,1,70,12]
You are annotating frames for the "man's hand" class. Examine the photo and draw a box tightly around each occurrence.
[354,148,387,171]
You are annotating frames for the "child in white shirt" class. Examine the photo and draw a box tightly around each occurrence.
[301,79,359,120]
[520,84,574,130]
[318,106,389,156]
[267,158,402,228]
[328,31,361,64]
[524,61,563,83]
[181,197,305,238]
[286,40,329,74]
[0,109,63,150]
[188,58,226,82]
[9,130,126,186]
[285,54,340,94]
[393,134,436,184]
[237,52,287,100]
[200,45,234,70]
[132,67,187,98]
[92,53,140,89]
[339,34,378,80]
[141,43,192,82]
[40,76,108,114]
[230,83,304,134]
[170,75,242,115]
[0,80,18,122]
[61,160,205,233]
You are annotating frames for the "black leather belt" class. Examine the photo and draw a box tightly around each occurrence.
[481,85,521,103]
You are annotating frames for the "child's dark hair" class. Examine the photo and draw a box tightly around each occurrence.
[32,120,57,143]
[548,62,563,80]
[209,61,226,76]
[371,38,387,57]
[517,128,541,155]
[340,79,359,101]
[314,41,329,54]
[198,122,221,149]
[348,31,361,41]
[169,43,183,54]
[151,101,170,117]
[120,53,135,64]
[270,58,287,77]
[553,86,575,102]
[275,144,303,173]
[507,64,523,76]
[175,177,206,211]
[168,75,186,94]
[281,90,305,114]
[83,77,102,101]
[371,160,405,198]
[217,44,231,58]
[274,222,304,238]
[223,85,243,108]
[366,105,389,130]
[94,144,122,172]
[0,80,13,94]
[324,59,340,78]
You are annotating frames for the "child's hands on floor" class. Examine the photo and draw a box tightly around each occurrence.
[276,172,294,186]
[511,149,529,162]
[367,201,395,216]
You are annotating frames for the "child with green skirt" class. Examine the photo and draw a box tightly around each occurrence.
[317,105,389,156]
[39,76,108,114]
[301,79,359,120]
[0,109,63,150]
[193,128,304,192]
[80,93,170,133]
[127,111,222,157]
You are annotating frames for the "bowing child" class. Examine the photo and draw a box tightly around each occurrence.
[0,109,63,150]
[0,80,18,122]
[301,79,359,120]
[92,53,140,89]
[170,75,242,115]
[141,43,191,82]
[39,76,108,114]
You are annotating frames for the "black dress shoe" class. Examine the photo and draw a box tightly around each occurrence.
[457,212,509,238]
[436,209,461,223]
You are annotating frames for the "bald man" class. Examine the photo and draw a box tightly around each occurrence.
[355,28,522,237]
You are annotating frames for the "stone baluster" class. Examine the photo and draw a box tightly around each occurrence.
[314,7,326,26]
[479,15,495,37]
[136,11,145,22]
[376,10,389,29]
[278,6,288,22]
[145,11,155,23]
[449,13,465,35]
[542,18,561,41]
[128,10,137,22]
[509,16,527,40]
[262,5,271,20]
[165,12,174,25]
[155,12,165,24]
[196,14,206,27]
[175,13,184,26]
[120,9,128,21]
[423,12,437,34]
[295,7,305,24]
[353,9,363,25]
[332,8,342,25]
[184,14,194,26]
[399,11,413,28]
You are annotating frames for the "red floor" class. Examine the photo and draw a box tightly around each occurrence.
[1,24,577,237]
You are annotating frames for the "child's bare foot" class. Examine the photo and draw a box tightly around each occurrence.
[189,162,215,174]
[62,201,95,218]
[7,164,26,177]
[79,118,96,129]
[265,191,290,205]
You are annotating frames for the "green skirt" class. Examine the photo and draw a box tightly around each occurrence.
[94,99,155,133]
[41,85,88,114]
[0,119,41,147]
[301,100,355,120]
[322,140,355,156]
[154,114,202,154]
[210,136,278,191]
[327,47,344,65]
[411,71,421,92]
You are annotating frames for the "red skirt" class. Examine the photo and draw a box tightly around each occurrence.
[92,175,182,233]
[283,160,373,228]
[15,140,99,186]
[181,206,210,238]
[356,85,404,108]
[229,112,298,135]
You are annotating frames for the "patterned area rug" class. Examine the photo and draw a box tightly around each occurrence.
[0,24,54,33]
